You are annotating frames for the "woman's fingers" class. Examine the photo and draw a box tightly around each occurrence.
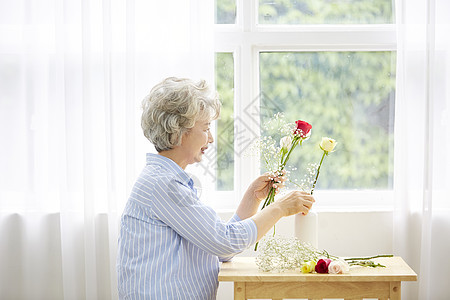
[277,191,315,216]
[267,169,287,193]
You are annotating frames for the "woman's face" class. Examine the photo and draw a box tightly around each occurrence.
[180,119,214,165]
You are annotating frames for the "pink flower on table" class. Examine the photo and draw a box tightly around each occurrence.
[315,258,332,273]
[328,260,350,274]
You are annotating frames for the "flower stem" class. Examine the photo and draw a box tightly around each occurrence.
[344,254,393,261]
[344,254,394,268]
[310,151,326,195]
[281,137,301,167]
[261,187,276,209]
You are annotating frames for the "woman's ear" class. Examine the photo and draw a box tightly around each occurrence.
[179,129,190,145]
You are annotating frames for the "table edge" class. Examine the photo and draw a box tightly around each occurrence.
[218,256,417,282]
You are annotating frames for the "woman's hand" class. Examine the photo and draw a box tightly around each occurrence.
[276,191,315,216]
[236,170,287,220]
[249,170,286,202]
[251,190,315,241]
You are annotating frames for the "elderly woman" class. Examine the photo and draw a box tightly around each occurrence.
[117,77,314,299]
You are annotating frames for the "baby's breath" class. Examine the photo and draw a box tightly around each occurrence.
[256,235,393,272]
[263,113,295,138]
[256,236,329,272]
[261,136,281,173]
[298,163,319,191]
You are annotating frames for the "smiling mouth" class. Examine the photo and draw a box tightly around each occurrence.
[201,147,208,154]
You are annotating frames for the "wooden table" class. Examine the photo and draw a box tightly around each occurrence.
[218,257,417,300]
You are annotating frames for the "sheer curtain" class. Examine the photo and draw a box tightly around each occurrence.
[394,0,450,299]
[0,0,213,299]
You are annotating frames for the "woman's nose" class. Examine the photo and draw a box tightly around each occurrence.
[208,130,214,143]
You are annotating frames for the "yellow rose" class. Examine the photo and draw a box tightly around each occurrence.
[319,137,337,153]
[300,260,316,273]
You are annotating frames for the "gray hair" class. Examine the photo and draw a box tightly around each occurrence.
[141,77,221,152]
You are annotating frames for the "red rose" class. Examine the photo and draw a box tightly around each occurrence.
[294,120,312,137]
[315,258,332,273]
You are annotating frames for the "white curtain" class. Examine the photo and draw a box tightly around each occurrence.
[0,0,213,299]
[394,0,450,299]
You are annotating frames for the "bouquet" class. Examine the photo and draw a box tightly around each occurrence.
[253,114,337,250]
[258,118,313,212]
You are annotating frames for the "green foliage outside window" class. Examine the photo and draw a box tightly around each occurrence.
[215,53,235,190]
[259,0,394,24]
[215,0,236,24]
[260,52,396,190]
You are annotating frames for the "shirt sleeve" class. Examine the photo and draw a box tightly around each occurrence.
[218,213,254,262]
[150,177,258,258]
[227,213,244,224]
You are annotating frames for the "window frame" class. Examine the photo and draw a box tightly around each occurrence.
[211,0,396,211]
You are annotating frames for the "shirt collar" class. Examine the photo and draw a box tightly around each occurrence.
[146,153,194,188]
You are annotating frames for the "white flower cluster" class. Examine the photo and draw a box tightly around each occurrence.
[255,235,329,272]
[261,114,296,174]
[263,112,295,137]
[296,163,319,191]
[261,135,282,173]
[245,113,296,174]
[255,235,392,272]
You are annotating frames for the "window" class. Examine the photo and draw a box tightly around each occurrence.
[215,52,235,191]
[213,0,396,209]
[258,0,394,25]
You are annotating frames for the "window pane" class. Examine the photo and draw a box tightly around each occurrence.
[215,0,236,24]
[215,53,234,190]
[259,0,394,24]
[260,52,396,190]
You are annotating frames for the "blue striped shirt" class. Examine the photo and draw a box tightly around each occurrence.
[117,153,257,299]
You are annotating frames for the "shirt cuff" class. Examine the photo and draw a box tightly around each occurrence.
[228,213,258,246]
[228,213,243,223]
[219,216,258,262]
